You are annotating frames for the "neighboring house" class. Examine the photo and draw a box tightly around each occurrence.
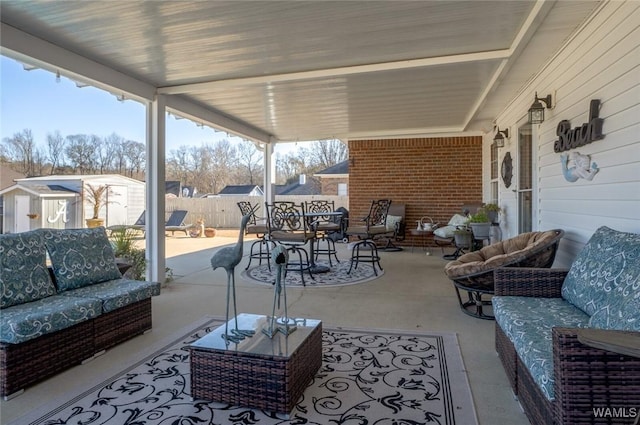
[0,165,26,233]
[0,174,145,233]
[218,185,264,197]
[314,160,349,196]
[275,175,322,196]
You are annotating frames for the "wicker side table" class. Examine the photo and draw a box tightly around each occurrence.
[190,314,322,415]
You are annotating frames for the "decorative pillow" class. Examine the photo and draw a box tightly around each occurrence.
[43,227,122,292]
[561,226,640,320]
[0,230,56,309]
[448,214,468,226]
[385,215,403,232]
[434,225,455,238]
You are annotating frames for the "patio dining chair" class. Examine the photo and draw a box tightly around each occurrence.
[345,199,392,275]
[265,201,316,286]
[237,201,273,270]
[305,200,342,266]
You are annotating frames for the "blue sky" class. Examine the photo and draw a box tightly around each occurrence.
[0,55,297,154]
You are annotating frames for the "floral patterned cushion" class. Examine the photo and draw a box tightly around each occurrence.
[0,230,56,309]
[561,226,640,328]
[61,278,161,313]
[43,227,122,292]
[493,296,591,400]
[0,294,102,344]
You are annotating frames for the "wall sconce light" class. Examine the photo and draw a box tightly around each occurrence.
[493,127,508,148]
[528,92,553,124]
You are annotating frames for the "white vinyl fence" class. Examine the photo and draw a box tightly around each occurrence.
[166,196,349,228]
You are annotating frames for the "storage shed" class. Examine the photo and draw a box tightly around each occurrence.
[0,174,145,233]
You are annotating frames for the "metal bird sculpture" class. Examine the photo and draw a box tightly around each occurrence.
[210,212,255,344]
[263,244,296,338]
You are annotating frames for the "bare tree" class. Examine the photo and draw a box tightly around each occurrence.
[167,145,192,186]
[306,139,348,170]
[65,134,95,174]
[276,151,309,184]
[209,139,237,194]
[236,140,263,185]
[46,131,66,174]
[2,129,39,176]
[124,140,145,177]
[94,134,116,174]
[108,134,128,174]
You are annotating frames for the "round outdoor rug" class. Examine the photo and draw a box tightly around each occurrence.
[241,260,383,287]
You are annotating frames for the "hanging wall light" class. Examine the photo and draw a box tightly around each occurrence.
[528,92,553,124]
[493,127,508,148]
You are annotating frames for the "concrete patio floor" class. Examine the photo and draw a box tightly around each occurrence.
[0,231,527,424]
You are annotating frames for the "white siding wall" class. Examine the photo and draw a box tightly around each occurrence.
[488,1,640,267]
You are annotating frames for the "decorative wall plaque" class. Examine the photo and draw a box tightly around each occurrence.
[501,152,513,188]
[560,151,599,182]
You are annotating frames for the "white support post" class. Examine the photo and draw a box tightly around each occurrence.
[146,95,166,283]
[263,140,276,204]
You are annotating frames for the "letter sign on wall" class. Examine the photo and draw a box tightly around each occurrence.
[554,99,605,153]
[554,99,604,183]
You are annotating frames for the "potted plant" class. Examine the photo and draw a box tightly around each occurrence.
[467,208,491,240]
[85,183,109,228]
[483,203,502,224]
[453,225,473,249]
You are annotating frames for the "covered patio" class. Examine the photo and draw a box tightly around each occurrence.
[2,0,628,282]
[1,1,639,424]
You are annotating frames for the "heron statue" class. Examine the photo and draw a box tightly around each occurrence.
[262,244,296,338]
[210,212,256,344]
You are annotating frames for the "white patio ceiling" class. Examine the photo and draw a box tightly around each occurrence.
[0,1,602,144]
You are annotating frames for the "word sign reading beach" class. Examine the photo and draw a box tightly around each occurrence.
[555,99,605,153]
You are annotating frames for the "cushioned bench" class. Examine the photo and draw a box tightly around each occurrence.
[493,226,640,424]
[0,227,160,399]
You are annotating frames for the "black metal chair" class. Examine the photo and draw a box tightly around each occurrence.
[265,201,316,286]
[305,200,342,266]
[345,199,392,275]
[237,201,272,270]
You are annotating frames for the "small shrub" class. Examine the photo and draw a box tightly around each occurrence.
[110,227,174,282]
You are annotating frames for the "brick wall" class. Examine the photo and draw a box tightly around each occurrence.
[320,177,349,195]
[348,137,483,246]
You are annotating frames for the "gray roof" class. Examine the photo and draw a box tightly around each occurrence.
[218,185,263,195]
[315,160,349,176]
[275,177,322,195]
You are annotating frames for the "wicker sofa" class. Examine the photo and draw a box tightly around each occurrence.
[493,226,640,424]
[0,227,160,400]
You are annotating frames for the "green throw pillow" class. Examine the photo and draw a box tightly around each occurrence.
[561,226,640,330]
[43,227,122,292]
[0,230,56,308]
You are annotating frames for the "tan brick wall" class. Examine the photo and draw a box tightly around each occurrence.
[320,177,349,195]
[348,137,483,247]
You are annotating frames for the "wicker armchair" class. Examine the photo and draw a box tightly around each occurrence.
[444,229,564,319]
[494,268,640,425]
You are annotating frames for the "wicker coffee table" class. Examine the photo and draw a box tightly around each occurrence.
[190,313,322,415]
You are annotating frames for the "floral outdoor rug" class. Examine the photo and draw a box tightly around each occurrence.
[242,259,383,287]
[13,317,478,425]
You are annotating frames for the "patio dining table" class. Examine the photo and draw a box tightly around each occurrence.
[304,210,344,273]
